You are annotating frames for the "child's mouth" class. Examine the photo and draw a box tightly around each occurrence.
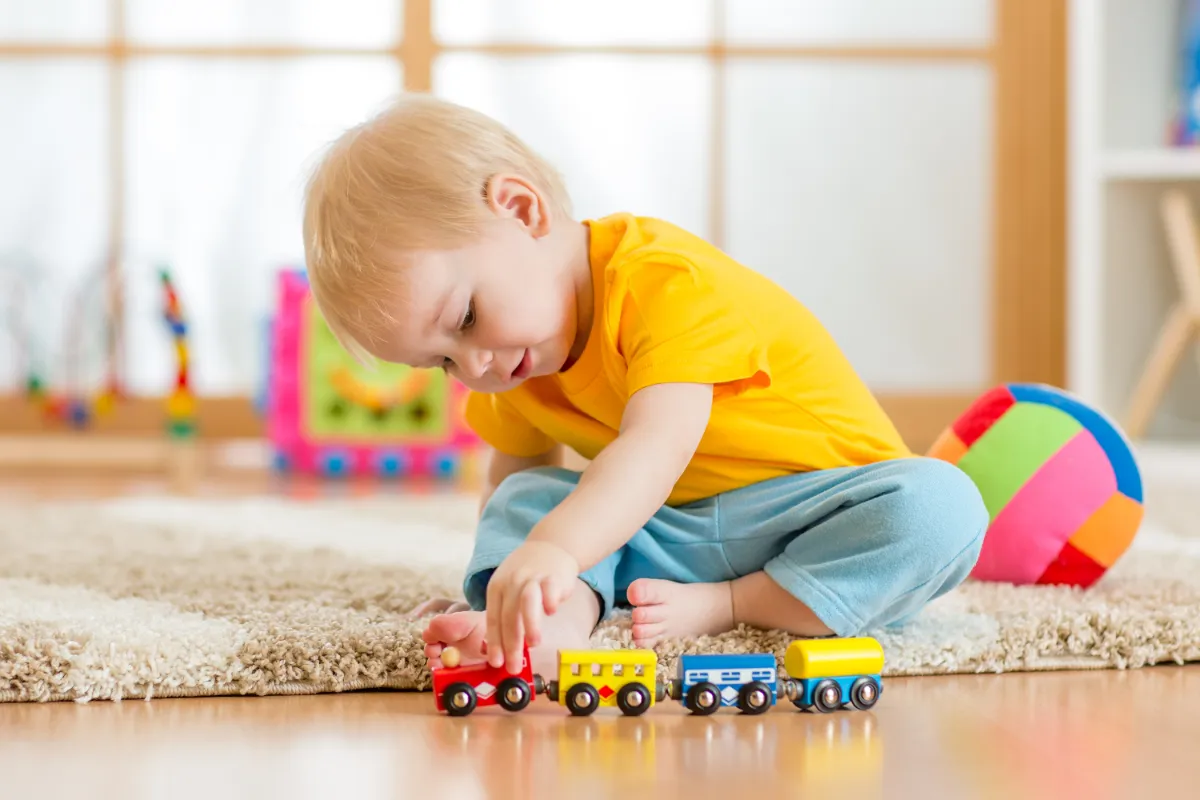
[512,349,533,380]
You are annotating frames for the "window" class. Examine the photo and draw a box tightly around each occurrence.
[1,0,994,428]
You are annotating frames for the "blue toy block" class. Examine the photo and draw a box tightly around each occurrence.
[432,449,458,478]
[320,449,351,477]
[272,450,291,472]
[68,400,89,428]
[375,451,409,477]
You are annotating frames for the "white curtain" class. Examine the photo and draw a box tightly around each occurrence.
[0,0,992,397]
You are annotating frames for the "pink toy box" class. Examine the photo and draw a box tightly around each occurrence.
[265,269,478,478]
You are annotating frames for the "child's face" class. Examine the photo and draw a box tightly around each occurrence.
[372,215,583,394]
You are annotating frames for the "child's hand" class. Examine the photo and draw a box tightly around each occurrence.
[485,539,579,672]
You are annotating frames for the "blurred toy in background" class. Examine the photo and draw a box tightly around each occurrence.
[1170,0,1200,145]
[160,267,196,439]
[2,254,123,429]
[264,269,479,480]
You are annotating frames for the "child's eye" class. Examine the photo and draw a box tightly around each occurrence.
[459,299,475,331]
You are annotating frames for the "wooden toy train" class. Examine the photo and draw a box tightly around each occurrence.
[432,636,884,717]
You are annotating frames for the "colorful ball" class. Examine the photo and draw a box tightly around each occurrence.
[928,383,1143,588]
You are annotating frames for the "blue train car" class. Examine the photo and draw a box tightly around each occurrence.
[672,653,778,715]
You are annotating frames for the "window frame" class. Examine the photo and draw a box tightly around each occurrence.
[0,0,1064,453]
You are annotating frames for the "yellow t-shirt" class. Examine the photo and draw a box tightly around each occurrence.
[465,213,912,506]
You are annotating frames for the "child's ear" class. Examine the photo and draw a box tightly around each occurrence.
[483,174,551,237]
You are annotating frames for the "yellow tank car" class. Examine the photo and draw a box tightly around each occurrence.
[781,637,884,713]
[545,649,667,717]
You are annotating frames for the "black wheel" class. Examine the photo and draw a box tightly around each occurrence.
[565,683,600,716]
[617,683,652,716]
[811,679,843,713]
[443,682,477,717]
[738,681,772,715]
[497,677,532,712]
[850,676,880,710]
[685,681,721,715]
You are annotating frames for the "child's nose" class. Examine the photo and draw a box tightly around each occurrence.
[462,349,493,380]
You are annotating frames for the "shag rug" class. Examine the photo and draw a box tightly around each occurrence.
[2,490,1199,703]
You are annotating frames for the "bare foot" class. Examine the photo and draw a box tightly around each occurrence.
[409,597,470,619]
[422,610,488,668]
[422,579,600,678]
[627,578,735,648]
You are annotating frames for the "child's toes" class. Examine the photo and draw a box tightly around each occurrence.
[631,604,666,624]
[632,622,666,647]
[627,578,673,607]
[423,610,482,645]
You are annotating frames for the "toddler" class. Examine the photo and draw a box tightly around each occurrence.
[302,94,988,678]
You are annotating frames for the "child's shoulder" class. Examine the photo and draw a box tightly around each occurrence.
[588,212,753,287]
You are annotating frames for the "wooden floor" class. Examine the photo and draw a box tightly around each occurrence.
[1,468,1198,798]
[0,667,1196,799]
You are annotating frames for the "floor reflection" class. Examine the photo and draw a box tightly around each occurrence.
[424,703,884,799]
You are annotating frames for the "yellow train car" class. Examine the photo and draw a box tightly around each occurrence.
[782,637,885,713]
[546,649,666,717]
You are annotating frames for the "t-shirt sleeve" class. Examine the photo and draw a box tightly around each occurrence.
[614,259,772,399]
[464,390,556,457]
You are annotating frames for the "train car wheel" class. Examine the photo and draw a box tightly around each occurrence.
[738,681,772,715]
[811,679,842,713]
[617,683,651,716]
[443,682,477,717]
[686,682,720,715]
[565,683,600,716]
[850,676,880,710]
[498,677,532,712]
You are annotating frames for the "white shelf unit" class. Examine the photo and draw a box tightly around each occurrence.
[1070,0,1200,442]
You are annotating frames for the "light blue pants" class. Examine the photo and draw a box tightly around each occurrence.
[463,457,988,637]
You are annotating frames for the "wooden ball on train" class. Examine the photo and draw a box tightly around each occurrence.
[441,647,460,668]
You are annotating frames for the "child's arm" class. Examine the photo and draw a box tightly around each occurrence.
[483,381,713,670]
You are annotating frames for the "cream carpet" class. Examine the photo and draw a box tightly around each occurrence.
[1,489,1198,703]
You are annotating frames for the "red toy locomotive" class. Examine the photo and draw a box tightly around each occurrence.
[432,645,542,717]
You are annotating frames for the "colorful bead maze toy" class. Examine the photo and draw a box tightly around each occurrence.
[265,270,478,479]
[160,269,196,439]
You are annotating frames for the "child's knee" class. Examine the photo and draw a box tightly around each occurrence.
[482,465,580,522]
[890,456,988,569]
[870,457,988,625]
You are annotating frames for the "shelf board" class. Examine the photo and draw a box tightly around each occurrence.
[1104,148,1200,180]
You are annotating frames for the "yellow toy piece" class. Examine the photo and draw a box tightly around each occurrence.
[93,390,116,417]
[166,388,196,419]
[553,649,662,717]
[785,637,885,680]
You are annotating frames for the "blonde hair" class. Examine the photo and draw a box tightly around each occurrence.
[302,93,571,363]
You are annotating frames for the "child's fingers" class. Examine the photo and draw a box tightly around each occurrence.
[520,582,543,647]
[540,574,573,615]
[540,576,560,614]
[502,584,528,673]
[485,582,505,669]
